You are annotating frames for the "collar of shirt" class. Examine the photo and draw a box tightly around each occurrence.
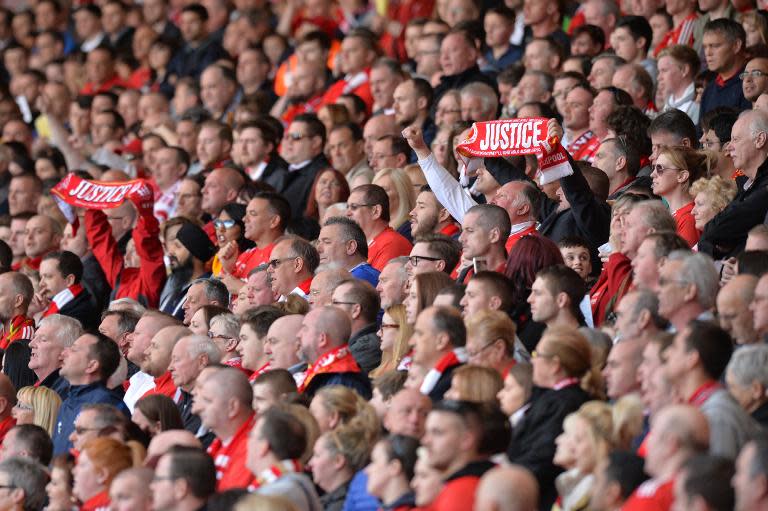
[81,33,106,53]
[288,159,312,172]
[667,82,695,108]
[510,220,536,235]
[248,161,268,181]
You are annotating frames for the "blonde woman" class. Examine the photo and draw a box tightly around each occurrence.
[651,146,711,246]
[309,385,380,434]
[444,365,503,404]
[13,385,62,436]
[370,305,413,378]
[373,167,415,240]
[690,176,738,233]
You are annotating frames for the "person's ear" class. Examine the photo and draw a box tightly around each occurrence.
[371,204,383,220]
[351,303,362,320]
[435,259,446,272]
[489,226,501,244]
[756,130,768,150]
[615,155,627,172]
[488,295,501,311]
[346,239,357,256]
[435,330,451,351]
[65,273,76,287]
[555,291,569,309]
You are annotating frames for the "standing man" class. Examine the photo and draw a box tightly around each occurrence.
[700,19,751,117]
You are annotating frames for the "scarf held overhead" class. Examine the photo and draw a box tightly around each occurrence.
[456,118,573,185]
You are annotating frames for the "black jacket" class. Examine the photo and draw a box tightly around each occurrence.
[82,254,111,314]
[698,159,768,258]
[168,36,228,79]
[261,154,289,193]
[507,384,591,511]
[428,360,463,402]
[303,371,372,400]
[59,287,98,331]
[348,324,382,375]
[38,368,69,400]
[282,154,331,220]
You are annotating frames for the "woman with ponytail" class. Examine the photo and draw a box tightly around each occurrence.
[651,146,712,246]
[507,326,601,510]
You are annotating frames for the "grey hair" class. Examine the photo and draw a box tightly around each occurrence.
[633,200,677,233]
[184,334,223,364]
[460,82,499,118]
[107,297,147,315]
[38,314,83,348]
[667,250,719,309]
[191,277,230,308]
[743,108,768,141]
[0,457,48,511]
[727,344,768,388]
[527,70,555,93]
[209,313,240,340]
[630,289,667,329]
[385,256,410,284]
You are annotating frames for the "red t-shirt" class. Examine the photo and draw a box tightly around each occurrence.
[505,224,537,253]
[233,243,275,280]
[0,416,16,445]
[621,478,675,511]
[367,227,413,271]
[674,202,700,247]
[140,372,179,402]
[80,490,111,511]
[208,413,257,491]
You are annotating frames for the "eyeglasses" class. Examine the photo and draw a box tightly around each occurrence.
[74,426,103,435]
[347,202,374,211]
[13,402,32,411]
[213,219,236,229]
[152,475,179,483]
[380,323,399,329]
[207,331,237,342]
[531,350,556,360]
[740,70,768,80]
[409,255,442,266]
[331,300,357,307]
[0,485,16,490]
[284,132,309,141]
[467,339,499,358]
[658,278,690,288]
[651,164,682,174]
[268,257,295,269]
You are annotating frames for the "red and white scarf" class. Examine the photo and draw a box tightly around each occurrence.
[299,344,361,393]
[420,347,468,396]
[43,284,84,317]
[249,362,271,382]
[254,459,303,487]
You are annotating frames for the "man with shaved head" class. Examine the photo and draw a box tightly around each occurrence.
[717,275,759,345]
[383,388,432,438]
[169,334,221,443]
[140,325,191,402]
[124,311,182,412]
[297,306,372,398]
[198,366,255,490]
[109,467,154,511]
[265,315,306,381]
[22,214,62,272]
[475,465,539,511]
[623,405,710,509]
[201,166,245,220]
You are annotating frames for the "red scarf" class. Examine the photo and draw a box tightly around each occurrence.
[80,491,110,511]
[299,344,361,393]
[249,362,271,382]
[252,459,303,488]
[439,223,461,237]
[566,130,594,157]
[572,134,600,163]
[419,348,468,395]
[553,377,580,390]
[688,380,721,407]
[0,315,35,350]
[43,284,84,316]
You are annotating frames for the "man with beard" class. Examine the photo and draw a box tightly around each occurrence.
[409,185,460,239]
[158,221,216,320]
[0,272,35,349]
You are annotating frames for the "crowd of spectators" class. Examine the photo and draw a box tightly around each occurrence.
[0,0,767,510]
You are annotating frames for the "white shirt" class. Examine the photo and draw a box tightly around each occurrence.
[123,371,155,413]
[418,153,478,223]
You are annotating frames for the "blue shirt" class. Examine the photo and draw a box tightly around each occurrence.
[350,262,380,287]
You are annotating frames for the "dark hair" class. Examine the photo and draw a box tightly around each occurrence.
[737,250,768,277]
[603,451,649,500]
[573,24,605,50]
[431,306,466,348]
[432,400,510,456]
[12,424,53,465]
[599,86,634,108]
[435,284,465,309]
[615,16,653,53]
[469,271,514,314]
[292,113,327,146]
[323,216,368,258]
[237,118,280,148]
[413,272,455,317]
[42,251,84,283]
[299,30,332,51]
[337,278,380,323]
[701,108,739,144]
[0,240,11,272]
[240,305,286,339]
[251,191,291,233]
[259,407,307,460]
[354,184,391,222]
[134,394,184,433]
[381,434,420,481]
[683,320,733,380]
[410,77,434,110]
[414,234,461,275]
[166,446,217,499]
[331,122,364,142]
[3,340,36,389]
[377,135,411,159]
[648,110,697,146]
[682,455,735,511]
[606,107,651,161]
[33,146,67,175]
[87,332,122,383]
[100,309,141,340]
[537,264,587,320]
[504,234,564,304]
[181,3,209,22]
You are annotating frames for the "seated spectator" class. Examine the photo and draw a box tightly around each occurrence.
[365,434,420,510]
[725,344,768,428]
[72,437,135,510]
[0,457,48,511]
[12,385,61,436]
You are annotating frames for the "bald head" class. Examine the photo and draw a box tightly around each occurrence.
[719,275,758,304]
[206,366,253,407]
[215,166,246,191]
[383,388,431,438]
[363,114,397,159]
[314,306,352,347]
[656,404,710,454]
[717,274,759,345]
[141,325,192,377]
[269,314,304,338]
[145,429,201,465]
[475,465,539,511]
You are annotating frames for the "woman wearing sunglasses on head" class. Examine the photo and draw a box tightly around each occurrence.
[650,146,712,247]
[211,203,255,277]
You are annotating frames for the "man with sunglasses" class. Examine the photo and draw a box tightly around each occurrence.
[267,236,319,302]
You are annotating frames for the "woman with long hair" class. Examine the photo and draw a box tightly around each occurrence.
[507,327,603,509]
[309,385,379,434]
[373,167,416,241]
[305,168,351,222]
[13,385,62,436]
[497,363,534,427]
[504,234,564,352]
[651,146,711,246]
[370,305,413,378]
[403,271,455,324]
[133,394,185,437]
[212,203,255,277]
